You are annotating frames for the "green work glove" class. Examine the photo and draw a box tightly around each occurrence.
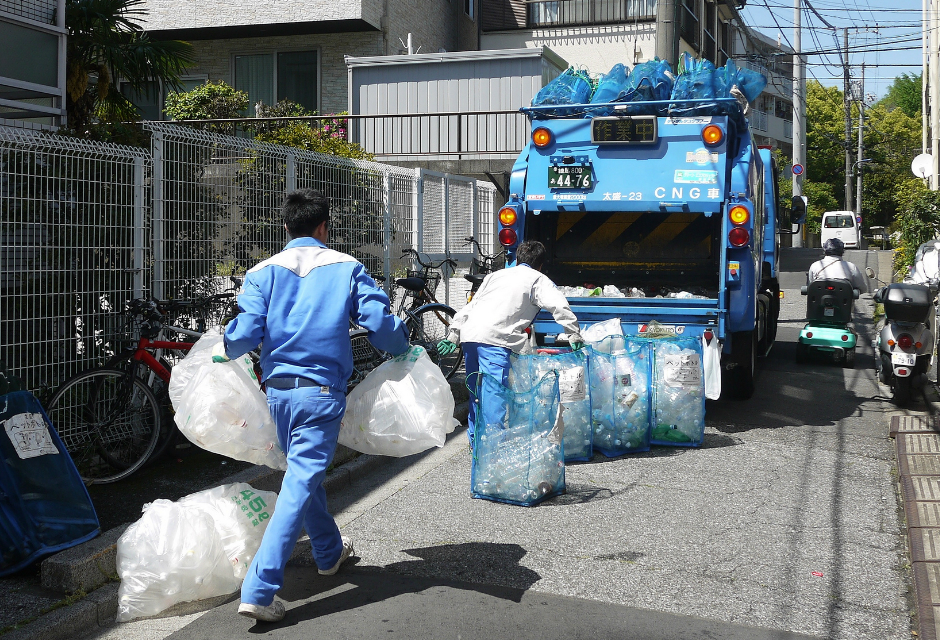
[211,341,231,363]
[437,339,458,356]
[570,341,585,351]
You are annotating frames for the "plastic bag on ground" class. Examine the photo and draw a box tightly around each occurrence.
[178,483,277,580]
[115,482,277,622]
[651,337,706,446]
[509,349,592,461]
[471,371,564,506]
[589,336,652,456]
[168,333,286,470]
[340,345,458,457]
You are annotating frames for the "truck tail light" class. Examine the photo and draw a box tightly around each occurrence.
[729,205,750,225]
[702,124,724,146]
[499,228,518,246]
[728,227,749,247]
[498,207,518,226]
[898,333,914,350]
[532,127,552,148]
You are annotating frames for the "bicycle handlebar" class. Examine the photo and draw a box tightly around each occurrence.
[401,248,457,271]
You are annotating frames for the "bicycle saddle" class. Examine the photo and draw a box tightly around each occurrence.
[464,274,486,286]
[395,277,426,292]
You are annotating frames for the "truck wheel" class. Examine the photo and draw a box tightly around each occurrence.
[725,330,756,400]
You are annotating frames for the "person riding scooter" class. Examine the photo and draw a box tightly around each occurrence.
[808,238,867,292]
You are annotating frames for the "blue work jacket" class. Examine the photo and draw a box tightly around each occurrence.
[223,237,409,390]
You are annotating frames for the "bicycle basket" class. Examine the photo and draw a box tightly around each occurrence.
[405,270,441,299]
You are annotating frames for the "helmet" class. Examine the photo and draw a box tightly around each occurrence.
[823,238,845,256]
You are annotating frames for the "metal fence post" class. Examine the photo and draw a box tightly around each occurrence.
[286,153,296,193]
[383,171,392,295]
[443,174,450,307]
[416,169,424,254]
[152,131,164,301]
[132,156,145,299]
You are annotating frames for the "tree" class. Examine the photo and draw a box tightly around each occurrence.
[880,73,922,119]
[66,0,194,133]
[893,178,940,272]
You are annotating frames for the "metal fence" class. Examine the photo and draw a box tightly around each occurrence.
[1,123,499,395]
[0,126,151,394]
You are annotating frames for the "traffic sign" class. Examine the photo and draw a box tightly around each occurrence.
[792,164,804,176]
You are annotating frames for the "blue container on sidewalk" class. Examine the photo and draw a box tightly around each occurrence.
[650,336,706,447]
[588,336,652,456]
[0,391,100,576]
[471,372,565,506]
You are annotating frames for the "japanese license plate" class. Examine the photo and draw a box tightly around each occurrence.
[824,308,834,316]
[892,352,916,366]
[549,164,592,189]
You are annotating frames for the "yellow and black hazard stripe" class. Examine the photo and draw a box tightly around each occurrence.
[553,211,716,260]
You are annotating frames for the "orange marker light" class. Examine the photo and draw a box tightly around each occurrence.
[532,127,552,148]
[702,124,724,146]
[729,205,750,225]
[498,207,518,226]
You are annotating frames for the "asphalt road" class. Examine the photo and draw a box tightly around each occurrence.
[85,247,913,640]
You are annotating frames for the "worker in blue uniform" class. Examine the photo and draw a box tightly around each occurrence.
[212,189,409,623]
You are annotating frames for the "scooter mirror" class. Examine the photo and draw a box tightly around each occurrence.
[865,267,875,279]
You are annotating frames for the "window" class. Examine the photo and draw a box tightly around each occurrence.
[465,0,474,19]
[234,50,318,115]
[824,215,856,229]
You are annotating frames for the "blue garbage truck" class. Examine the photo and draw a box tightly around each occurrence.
[495,97,787,400]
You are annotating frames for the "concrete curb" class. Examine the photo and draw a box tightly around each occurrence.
[5,398,469,640]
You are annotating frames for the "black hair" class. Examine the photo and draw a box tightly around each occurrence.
[516,240,547,270]
[282,189,330,237]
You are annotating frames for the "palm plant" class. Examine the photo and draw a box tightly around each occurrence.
[66,0,194,132]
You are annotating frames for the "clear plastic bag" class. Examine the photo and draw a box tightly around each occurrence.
[471,372,564,506]
[115,482,277,622]
[340,346,458,457]
[651,337,706,446]
[168,333,287,471]
[702,334,722,400]
[581,318,624,349]
[509,350,592,461]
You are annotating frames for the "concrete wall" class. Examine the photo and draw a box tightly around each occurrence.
[481,23,657,74]
[138,0,376,31]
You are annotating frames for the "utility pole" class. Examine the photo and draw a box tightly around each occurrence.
[856,63,864,220]
[657,0,678,68]
[843,28,853,212]
[932,0,940,189]
[924,0,929,155]
[792,0,805,247]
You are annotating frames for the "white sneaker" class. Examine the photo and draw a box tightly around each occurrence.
[319,537,355,575]
[238,600,286,622]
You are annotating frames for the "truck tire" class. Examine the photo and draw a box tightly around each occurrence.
[725,330,756,400]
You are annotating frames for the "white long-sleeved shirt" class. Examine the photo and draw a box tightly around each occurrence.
[446,264,582,352]
[807,255,867,292]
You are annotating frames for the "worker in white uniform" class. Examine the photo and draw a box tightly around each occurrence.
[436,240,583,449]
[212,189,409,623]
[808,238,867,293]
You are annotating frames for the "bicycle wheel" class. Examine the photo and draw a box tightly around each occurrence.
[406,303,463,379]
[106,352,179,463]
[46,368,161,484]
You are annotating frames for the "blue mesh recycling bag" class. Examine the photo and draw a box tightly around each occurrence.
[471,371,565,506]
[588,63,631,116]
[618,58,674,115]
[509,348,592,462]
[651,336,706,447]
[0,391,100,576]
[531,67,594,111]
[589,336,652,457]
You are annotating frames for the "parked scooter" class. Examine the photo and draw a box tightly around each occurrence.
[868,265,936,405]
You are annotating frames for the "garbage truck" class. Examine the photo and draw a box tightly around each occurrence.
[495,91,790,400]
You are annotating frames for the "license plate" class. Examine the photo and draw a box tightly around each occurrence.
[892,352,916,366]
[549,164,592,189]
[824,308,834,316]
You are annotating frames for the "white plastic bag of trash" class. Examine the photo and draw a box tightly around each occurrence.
[115,482,277,622]
[340,345,458,456]
[168,332,286,470]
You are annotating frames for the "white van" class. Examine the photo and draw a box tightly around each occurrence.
[820,210,861,249]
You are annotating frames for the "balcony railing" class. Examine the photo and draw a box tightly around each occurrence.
[751,109,768,132]
[528,0,657,27]
[784,119,792,139]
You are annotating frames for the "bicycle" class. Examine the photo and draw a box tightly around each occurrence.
[374,249,463,379]
[463,236,506,302]
[45,294,236,484]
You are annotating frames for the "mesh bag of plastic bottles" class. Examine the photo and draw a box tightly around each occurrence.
[531,67,594,114]
[618,58,675,115]
[509,349,592,462]
[588,336,652,456]
[651,336,706,446]
[168,333,287,470]
[588,62,631,116]
[471,371,565,506]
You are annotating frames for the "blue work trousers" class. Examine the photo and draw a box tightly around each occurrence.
[463,342,512,446]
[240,385,346,606]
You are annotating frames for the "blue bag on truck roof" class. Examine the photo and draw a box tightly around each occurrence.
[0,391,99,576]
